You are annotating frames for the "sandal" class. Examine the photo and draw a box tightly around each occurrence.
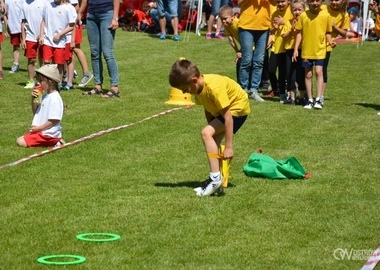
[82,88,103,95]
[101,89,120,98]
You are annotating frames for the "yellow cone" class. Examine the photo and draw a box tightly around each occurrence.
[219,145,231,188]
[165,87,194,105]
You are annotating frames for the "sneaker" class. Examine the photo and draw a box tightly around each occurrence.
[303,100,314,109]
[377,112,380,116]
[9,63,19,73]
[261,80,272,92]
[215,33,224,40]
[73,70,78,79]
[0,71,4,79]
[24,80,35,89]
[284,99,295,106]
[280,94,288,104]
[78,72,93,87]
[314,100,323,109]
[249,92,265,102]
[159,33,166,40]
[61,84,74,91]
[205,33,212,40]
[173,34,180,41]
[194,177,222,196]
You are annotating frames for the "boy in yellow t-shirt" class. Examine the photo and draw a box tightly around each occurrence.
[292,0,334,110]
[169,59,250,196]
[219,5,241,85]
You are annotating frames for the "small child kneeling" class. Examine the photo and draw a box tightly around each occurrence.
[17,64,64,148]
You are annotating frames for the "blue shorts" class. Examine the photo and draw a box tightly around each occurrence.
[156,0,178,17]
[214,115,248,134]
[301,59,324,68]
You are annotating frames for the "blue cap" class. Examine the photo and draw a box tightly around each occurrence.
[348,7,359,15]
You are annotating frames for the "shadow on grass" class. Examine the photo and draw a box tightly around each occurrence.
[155,181,235,188]
[355,102,380,111]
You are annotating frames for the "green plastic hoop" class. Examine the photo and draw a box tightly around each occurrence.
[37,254,86,265]
[76,232,121,242]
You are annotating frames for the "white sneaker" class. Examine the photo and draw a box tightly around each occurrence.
[377,112,380,116]
[303,100,314,109]
[314,100,323,109]
[9,64,19,73]
[194,177,222,196]
[24,80,35,89]
[249,92,265,102]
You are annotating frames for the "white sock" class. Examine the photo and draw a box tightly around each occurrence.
[209,172,221,181]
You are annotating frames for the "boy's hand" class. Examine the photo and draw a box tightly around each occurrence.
[223,146,234,159]
[29,125,39,133]
[292,50,298,62]
[31,88,40,98]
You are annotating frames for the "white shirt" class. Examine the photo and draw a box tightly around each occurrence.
[32,90,63,138]
[350,17,363,35]
[5,0,24,34]
[64,2,77,43]
[22,0,47,42]
[42,0,75,48]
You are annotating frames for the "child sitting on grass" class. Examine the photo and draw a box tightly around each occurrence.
[17,64,64,148]
[169,59,250,196]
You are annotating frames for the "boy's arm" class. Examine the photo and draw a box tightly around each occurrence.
[39,19,45,45]
[53,23,75,43]
[326,32,336,48]
[227,36,239,52]
[30,120,60,133]
[221,107,234,158]
[21,19,27,49]
[292,31,301,62]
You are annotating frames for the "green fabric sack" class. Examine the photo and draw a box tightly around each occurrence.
[243,153,309,179]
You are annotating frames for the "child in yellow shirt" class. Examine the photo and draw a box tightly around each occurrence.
[292,0,334,109]
[169,59,250,196]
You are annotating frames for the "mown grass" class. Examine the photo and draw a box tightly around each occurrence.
[0,30,379,269]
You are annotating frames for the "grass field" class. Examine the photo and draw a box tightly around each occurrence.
[0,30,379,269]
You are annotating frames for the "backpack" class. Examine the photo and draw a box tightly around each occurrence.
[243,152,310,179]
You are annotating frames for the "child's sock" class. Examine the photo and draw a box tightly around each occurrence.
[209,172,221,181]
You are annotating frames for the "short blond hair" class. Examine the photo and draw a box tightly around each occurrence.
[219,5,233,17]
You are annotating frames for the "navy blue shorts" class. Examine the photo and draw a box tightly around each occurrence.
[301,59,324,68]
[213,115,248,134]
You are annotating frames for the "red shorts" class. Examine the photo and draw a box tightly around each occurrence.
[64,43,73,61]
[75,26,82,45]
[42,45,65,65]
[0,33,3,43]
[24,41,42,59]
[10,33,21,46]
[24,131,61,147]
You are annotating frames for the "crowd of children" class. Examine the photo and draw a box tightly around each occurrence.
[0,0,93,90]
[218,0,376,109]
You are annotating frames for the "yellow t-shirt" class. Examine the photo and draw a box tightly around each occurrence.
[283,20,296,50]
[271,7,293,54]
[194,74,251,117]
[238,0,272,30]
[323,5,349,52]
[224,17,240,44]
[295,9,332,59]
